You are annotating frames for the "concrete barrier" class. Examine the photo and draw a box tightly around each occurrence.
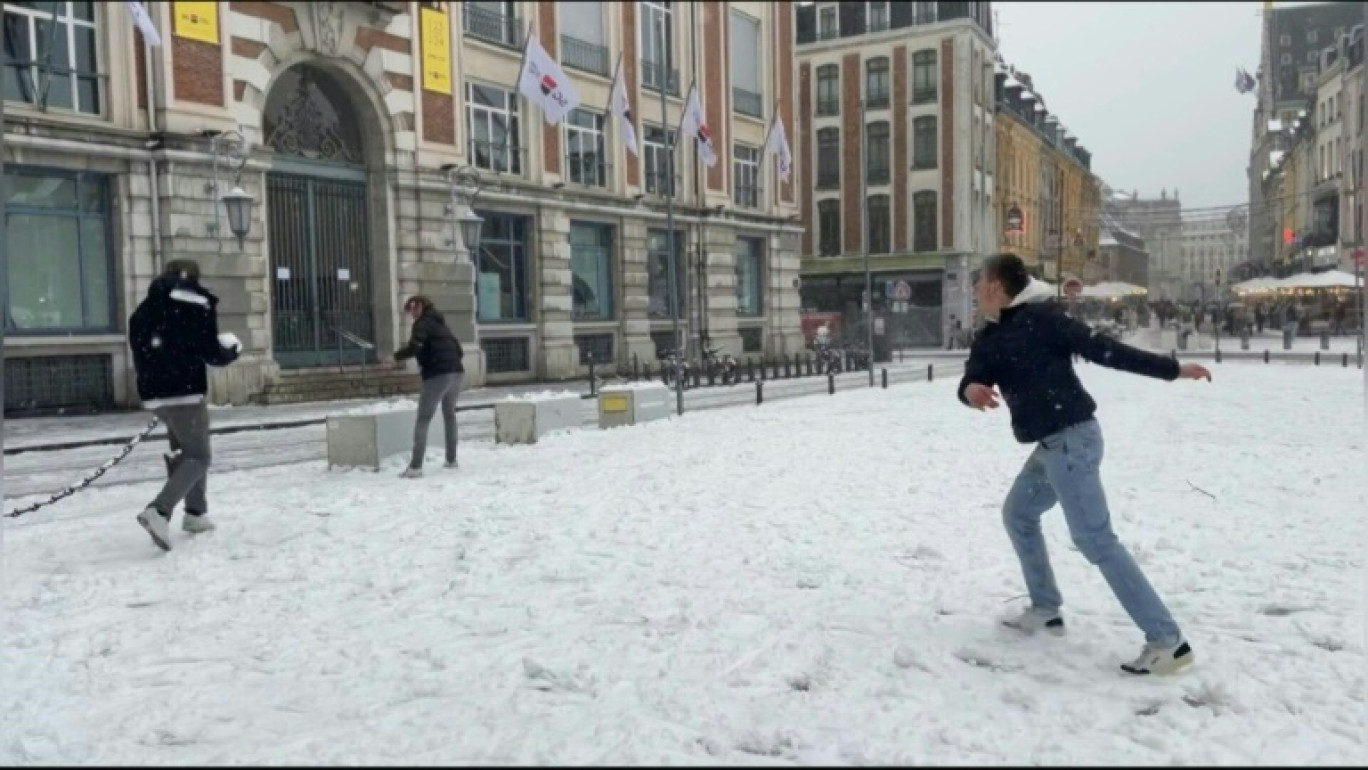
[326,408,417,470]
[598,382,672,429]
[493,394,582,445]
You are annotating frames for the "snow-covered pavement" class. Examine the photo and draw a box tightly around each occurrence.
[2,364,1363,764]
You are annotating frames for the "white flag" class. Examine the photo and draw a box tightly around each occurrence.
[680,85,718,168]
[517,34,580,125]
[609,65,638,157]
[126,1,162,47]
[766,114,792,183]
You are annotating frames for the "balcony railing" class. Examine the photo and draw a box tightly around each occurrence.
[734,183,761,209]
[645,170,683,197]
[912,86,937,104]
[816,168,840,190]
[816,98,839,116]
[641,59,680,96]
[463,4,520,49]
[468,139,526,176]
[866,91,890,110]
[560,35,609,76]
[733,87,763,118]
[866,165,890,186]
[566,153,610,188]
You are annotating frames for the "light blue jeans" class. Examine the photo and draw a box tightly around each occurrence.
[1002,419,1183,646]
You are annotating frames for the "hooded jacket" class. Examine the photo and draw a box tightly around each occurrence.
[957,279,1179,443]
[394,308,464,379]
[129,274,241,409]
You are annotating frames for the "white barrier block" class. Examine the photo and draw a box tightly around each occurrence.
[326,409,417,470]
[494,394,582,445]
[598,382,671,429]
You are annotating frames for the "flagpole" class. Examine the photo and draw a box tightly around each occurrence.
[658,18,684,416]
[505,20,534,172]
[759,97,781,208]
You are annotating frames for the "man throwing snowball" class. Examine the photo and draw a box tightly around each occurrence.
[958,254,1211,675]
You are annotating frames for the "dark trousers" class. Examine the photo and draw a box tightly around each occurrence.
[151,402,212,515]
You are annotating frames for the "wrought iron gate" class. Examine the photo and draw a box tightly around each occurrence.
[267,173,375,368]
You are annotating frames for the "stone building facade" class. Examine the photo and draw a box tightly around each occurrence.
[2,1,802,414]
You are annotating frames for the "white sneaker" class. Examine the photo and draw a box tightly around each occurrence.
[182,514,216,534]
[1002,606,1066,637]
[1121,640,1194,675]
[399,466,423,479]
[136,507,172,552]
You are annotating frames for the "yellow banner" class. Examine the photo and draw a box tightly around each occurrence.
[421,6,453,95]
[173,1,219,44]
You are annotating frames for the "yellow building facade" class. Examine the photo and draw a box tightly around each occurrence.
[996,110,1044,266]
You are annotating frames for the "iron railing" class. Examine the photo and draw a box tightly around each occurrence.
[816,98,839,116]
[816,167,840,190]
[468,139,526,176]
[560,35,610,76]
[641,59,680,95]
[732,87,763,118]
[566,154,610,188]
[912,86,937,104]
[463,4,520,48]
[333,326,375,386]
[734,183,761,210]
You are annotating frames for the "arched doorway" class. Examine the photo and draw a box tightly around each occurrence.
[263,63,376,369]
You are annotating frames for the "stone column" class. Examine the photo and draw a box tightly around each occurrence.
[620,217,656,366]
[702,222,742,357]
[768,228,805,355]
[537,210,578,379]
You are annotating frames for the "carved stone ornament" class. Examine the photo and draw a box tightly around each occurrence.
[263,72,362,165]
[312,2,346,56]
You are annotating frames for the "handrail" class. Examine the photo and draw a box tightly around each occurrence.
[331,326,375,384]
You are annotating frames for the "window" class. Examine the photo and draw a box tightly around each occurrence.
[867,194,890,254]
[2,1,101,114]
[473,211,530,322]
[816,127,840,189]
[466,82,522,174]
[565,108,607,187]
[816,64,839,116]
[912,116,937,169]
[644,124,676,196]
[866,121,890,184]
[3,168,113,333]
[647,229,687,319]
[865,57,889,109]
[640,1,677,94]
[559,0,608,75]
[912,50,937,104]
[867,1,889,32]
[463,1,519,48]
[733,143,761,208]
[1307,29,1318,44]
[818,199,841,256]
[570,222,614,320]
[913,191,937,252]
[818,4,837,39]
[1279,33,1290,46]
[1280,53,1292,66]
[735,237,764,316]
[730,10,762,117]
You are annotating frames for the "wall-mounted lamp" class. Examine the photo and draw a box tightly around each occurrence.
[203,129,254,250]
[442,164,484,261]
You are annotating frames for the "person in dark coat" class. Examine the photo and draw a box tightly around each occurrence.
[128,259,242,551]
[958,253,1211,676]
[393,295,465,477]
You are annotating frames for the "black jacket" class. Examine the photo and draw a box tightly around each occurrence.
[957,280,1179,444]
[395,308,464,379]
[129,274,240,408]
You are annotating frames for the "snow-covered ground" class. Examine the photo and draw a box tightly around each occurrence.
[2,364,1364,765]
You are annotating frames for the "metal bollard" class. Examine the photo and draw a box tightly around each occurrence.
[760,359,767,381]
[1215,348,1221,364]
[772,358,780,380]
[1320,331,1330,351]
[927,364,933,382]
[1263,349,1270,364]
[828,372,835,395]
[784,356,792,379]
[756,379,764,405]
[747,358,755,382]
[588,356,597,396]
[881,368,888,389]
[1343,353,1350,368]
[1314,351,1320,366]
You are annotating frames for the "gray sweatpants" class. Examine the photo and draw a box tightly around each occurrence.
[151,401,212,516]
[410,372,462,469]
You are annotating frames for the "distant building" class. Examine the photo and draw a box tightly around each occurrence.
[1179,210,1249,301]
[1104,189,1183,300]
[1096,217,1149,289]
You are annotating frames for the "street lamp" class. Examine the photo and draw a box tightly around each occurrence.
[442,164,484,260]
[203,129,254,250]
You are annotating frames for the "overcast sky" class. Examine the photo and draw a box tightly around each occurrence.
[995,1,1265,210]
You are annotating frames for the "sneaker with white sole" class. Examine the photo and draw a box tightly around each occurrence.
[136,506,172,552]
[1002,606,1066,637]
[1121,640,1194,675]
[182,513,216,534]
[399,466,423,479]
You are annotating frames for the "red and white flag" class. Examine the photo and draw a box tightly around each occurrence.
[608,59,638,156]
[516,34,579,125]
[766,114,792,183]
[679,85,717,168]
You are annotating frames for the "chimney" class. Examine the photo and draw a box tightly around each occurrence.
[1044,116,1060,144]
[1064,136,1078,154]
[994,72,1007,103]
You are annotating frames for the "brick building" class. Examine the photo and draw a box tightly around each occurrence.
[1,1,803,414]
[793,1,996,349]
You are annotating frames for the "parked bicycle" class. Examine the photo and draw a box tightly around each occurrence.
[701,347,738,385]
[657,349,692,389]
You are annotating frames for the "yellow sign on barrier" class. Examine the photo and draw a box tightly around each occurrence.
[600,395,629,413]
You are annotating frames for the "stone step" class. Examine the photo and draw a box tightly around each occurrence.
[250,381,424,406]
[273,366,409,382]
[262,376,421,396]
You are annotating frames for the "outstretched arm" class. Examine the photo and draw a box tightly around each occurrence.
[1053,312,1181,381]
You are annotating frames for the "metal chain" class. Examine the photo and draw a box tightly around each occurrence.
[4,417,161,519]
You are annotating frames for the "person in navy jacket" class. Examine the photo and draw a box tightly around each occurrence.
[958,253,1211,676]
[128,259,241,551]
